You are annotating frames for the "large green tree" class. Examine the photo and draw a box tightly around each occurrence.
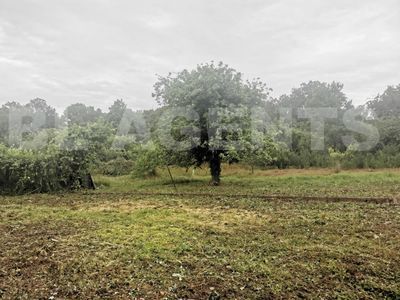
[153,62,271,185]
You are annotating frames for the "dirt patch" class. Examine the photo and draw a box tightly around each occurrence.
[0,221,84,299]
[80,200,164,213]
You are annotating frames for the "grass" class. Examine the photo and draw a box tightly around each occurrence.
[1,166,400,299]
[94,165,400,198]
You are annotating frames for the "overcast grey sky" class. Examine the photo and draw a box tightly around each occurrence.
[0,0,399,112]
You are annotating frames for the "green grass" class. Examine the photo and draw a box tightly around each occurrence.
[94,165,400,198]
[1,168,400,299]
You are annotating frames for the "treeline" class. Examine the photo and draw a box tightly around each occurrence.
[270,82,400,169]
[1,64,400,193]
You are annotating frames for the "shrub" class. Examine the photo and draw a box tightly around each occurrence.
[98,157,135,176]
[0,145,92,195]
[131,147,160,178]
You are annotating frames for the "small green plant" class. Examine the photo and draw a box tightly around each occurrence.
[328,145,356,173]
[328,147,345,173]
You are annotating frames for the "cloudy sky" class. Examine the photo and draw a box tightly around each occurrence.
[0,0,399,112]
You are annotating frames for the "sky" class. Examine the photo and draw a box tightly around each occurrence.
[0,0,399,112]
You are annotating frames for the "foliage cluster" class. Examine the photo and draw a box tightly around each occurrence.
[0,145,91,194]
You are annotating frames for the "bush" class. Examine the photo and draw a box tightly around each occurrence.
[98,157,135,176]
[131,147,160,178]
[0,145,92,195]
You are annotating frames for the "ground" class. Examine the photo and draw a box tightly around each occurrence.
[1,167,399,299]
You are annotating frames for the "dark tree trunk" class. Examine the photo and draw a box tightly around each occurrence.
[209,152,221,186]
[86,173,96,190]
[79,173,96,190]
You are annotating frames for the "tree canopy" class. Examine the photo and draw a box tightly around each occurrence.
[153,62,273,184]
[368,84,400,119]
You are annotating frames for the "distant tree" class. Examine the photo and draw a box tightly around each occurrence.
[26,98,59,128]
[64,103,103,125]
[374,118,400,147]
[278,81,353,119]
[277,81,354,152]
[153,62,271,185]
[0,99,59,146]
[367,84,400,119]
[107,99,127,128]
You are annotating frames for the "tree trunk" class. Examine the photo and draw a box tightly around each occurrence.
[87,173,96,190]
[209,152,221,186]
[79,173,96,190]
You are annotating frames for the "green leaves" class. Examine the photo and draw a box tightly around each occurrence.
[0,147,78,194]
[152,62,274,182]
[131,143,162,178]
[367,84,400,119]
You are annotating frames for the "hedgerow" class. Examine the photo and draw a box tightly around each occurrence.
[0,145,91,195]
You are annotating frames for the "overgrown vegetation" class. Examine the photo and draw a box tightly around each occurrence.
[0,145,93,194]
[1,63,400,192]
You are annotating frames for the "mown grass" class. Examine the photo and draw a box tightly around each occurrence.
[1,182,400,299]
[94,165,400,198]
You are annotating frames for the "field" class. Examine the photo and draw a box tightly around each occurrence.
[1,167,400,299]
